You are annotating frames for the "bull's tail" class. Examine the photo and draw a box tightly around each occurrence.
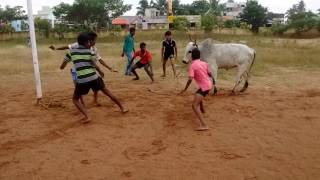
[249,51,256,73]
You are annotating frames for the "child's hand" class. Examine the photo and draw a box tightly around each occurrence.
[49,45,55,50]
[99,71,105,78]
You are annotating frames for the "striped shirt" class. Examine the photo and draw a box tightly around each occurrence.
[64,46,99,84]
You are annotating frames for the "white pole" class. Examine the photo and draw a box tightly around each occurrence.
[26,0,42,100]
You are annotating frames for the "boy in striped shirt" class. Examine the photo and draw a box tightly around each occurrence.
[60,33,128,123]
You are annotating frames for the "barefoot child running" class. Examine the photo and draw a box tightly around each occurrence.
[60,33,128,123]
[161,31,177,78]
[179,48,213,131]
[130,42,154,82]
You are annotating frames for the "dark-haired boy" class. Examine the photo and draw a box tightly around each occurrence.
[122,27,136,75]
[50,32,117,105]
[60,33,128,123]
[161,31,177,78]
[179,48,213,131]
[129,42,154,82]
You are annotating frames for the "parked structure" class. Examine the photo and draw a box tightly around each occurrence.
[34,6,55,28]
[222,0,246,20]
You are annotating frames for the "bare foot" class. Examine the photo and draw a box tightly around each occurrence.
[132,77,139,81]
[195,126,209,131]
[161,74,166,78]
[121,108,129,114]
[80,117,91,124]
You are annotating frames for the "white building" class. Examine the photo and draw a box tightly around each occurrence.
[34,6,55,28]
[223,0,246,19]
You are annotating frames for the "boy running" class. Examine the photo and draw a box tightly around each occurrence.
[130,42,154,82]
[179,48,213,131]
[60,33,128,123]
[161,31,177,78]
[50,32,117,105]
[121,27,136,75]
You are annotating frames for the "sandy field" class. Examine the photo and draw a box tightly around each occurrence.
[1,38,320,180]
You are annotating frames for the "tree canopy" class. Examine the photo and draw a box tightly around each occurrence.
[240,0,267,33]
[0,5,27,22]
[53,0,131,28]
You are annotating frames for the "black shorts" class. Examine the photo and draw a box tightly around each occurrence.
[135,61,147,68]
[196,89,210,97]
[74,77,105,96]
[164,53,174,61]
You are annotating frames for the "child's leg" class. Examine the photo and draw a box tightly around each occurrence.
[100,87,128,113]
[125,52,133,75]
[170,57,177,77]
[73,94,90,123]
[93,91,101,106]
[131,65,140,80]
[162,59,167,77]
[192,94,209,131]
[200,101,205,114]
[144,65,154,82]
[80,96,85,107]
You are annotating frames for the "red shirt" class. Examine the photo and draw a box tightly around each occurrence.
[134,50,152,64]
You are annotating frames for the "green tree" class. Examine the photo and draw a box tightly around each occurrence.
[172,17,190,30]
[240,0,268,33]
[34,17,51,38]
[137,0,149,15]
[287,0,306,22]
[201,15,215,32]
[53,3,72,22]
[0,5,27,22]
[52,0,131,29]
[190,0,210,15]
[154,0,167,15]
[224,19,240,28]
[205,0,224,16]
[286,1,318,34]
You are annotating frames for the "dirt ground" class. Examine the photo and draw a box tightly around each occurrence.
[1,59,320,180]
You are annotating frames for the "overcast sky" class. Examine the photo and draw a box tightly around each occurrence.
[0,0,319,15]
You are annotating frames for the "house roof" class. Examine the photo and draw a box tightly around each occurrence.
[112,17,129,25]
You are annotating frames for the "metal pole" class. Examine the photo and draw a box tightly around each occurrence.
[26,0,42,100]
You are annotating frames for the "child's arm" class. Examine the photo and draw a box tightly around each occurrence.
[60,53,71,69]
[161,42,165,61]
[174,45,178,60]
[98,59,117,72]
[60,61,68,70]
[93,61,105,78]
[50,45,69,51]
[179,78,193,94]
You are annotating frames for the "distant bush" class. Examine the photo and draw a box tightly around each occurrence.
[271,23,289,35]
[224,19,241,28]
[34,18,51,38]
[172,17,190,31]
[201,15,215,32]
[0,24,15,33]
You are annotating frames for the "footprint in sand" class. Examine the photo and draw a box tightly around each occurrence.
[122,139,167,160]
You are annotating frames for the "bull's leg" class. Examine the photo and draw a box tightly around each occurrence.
[210,64,218,95]
[240,72,249,92]
[232,65,247,93]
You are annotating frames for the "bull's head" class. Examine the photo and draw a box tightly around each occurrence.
[182,41,199,64]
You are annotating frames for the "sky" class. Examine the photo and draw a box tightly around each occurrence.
[0,0,319,15]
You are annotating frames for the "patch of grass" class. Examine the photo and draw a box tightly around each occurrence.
[1,30,319,80]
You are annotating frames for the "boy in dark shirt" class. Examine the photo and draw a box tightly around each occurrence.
[161,31,177,78]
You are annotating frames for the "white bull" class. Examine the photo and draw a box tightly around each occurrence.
[182,38,256,94]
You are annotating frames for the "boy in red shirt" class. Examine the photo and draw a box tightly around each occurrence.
[130,42,154,82]
[179,48,213,131]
